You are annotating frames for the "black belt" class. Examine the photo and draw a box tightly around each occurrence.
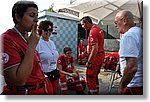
[7,83,45,91]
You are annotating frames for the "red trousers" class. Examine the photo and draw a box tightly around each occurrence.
[122,87,143,95]
[50,79,59,94]
[86,65,100,95]
[78,54,86,60]
[59,73,84,95]
[78,54,86,64]
[86,53,104,95]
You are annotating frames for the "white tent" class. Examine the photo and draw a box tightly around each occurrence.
[57,0,142,25]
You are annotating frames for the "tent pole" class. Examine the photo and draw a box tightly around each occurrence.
[107,25,108,38]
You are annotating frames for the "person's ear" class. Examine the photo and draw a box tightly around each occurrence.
[123,18,127,25]
[15,14,21,23]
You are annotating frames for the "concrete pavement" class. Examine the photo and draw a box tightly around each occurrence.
[75,64,121,95]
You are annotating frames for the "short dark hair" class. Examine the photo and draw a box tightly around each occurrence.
[80,16,92,24]
[80,38,84,41]
[12,0,38,24]
[38,20,53,35]
[63,46,72,54]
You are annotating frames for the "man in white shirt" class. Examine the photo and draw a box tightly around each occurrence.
[115,10,143,95]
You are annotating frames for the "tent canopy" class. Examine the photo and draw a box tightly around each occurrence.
[57,0,142,25]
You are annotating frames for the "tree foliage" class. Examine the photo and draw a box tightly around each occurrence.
[39,4,55,13]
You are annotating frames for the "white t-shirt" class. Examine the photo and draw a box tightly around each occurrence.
[119,26,143,87]
[36,38,59,72]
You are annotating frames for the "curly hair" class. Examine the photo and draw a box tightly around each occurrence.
[38,20,53,35]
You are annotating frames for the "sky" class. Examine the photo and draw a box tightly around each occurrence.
[0,0,72,34]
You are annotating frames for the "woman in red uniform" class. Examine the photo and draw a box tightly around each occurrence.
[1,1,53,95]
[57,46,84,95]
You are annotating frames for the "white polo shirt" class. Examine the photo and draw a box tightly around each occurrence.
[119,26,143,87]
[36,38,59,72]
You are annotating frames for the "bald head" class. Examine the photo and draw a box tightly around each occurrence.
[115,10,135,34]
[116,10,134,21]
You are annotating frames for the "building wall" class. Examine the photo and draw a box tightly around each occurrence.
[99,21,120,52]
[99,22,141,52]
[104,39,119,51]
[104,25,120,51]
[39,16,78,59]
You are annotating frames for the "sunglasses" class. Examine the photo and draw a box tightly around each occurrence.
[66,52,72,54]
[43,28,53,32]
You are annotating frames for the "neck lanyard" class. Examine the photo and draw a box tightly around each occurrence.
[14,26,41,66]
[13,26,27,43]
[91,25,95,29]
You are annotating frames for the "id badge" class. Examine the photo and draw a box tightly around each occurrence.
[67,64,71,68]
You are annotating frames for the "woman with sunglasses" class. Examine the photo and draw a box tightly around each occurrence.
[36,20,60,94]
[57,46,84,95]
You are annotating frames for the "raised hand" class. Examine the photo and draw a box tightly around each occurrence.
[28,24,40,48]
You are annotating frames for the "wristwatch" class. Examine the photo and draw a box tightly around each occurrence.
[88,61,91,64]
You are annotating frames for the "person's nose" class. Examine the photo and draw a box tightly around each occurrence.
[34,16,38,23]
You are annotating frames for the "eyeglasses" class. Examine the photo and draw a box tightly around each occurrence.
[114,17,124,27]
[66,52,72,54]
[43,28,53,32]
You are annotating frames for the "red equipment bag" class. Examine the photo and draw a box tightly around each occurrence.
[103,52,120,71]
[67,75,86,91]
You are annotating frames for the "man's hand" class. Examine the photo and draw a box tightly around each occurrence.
[28,24,40,48]
[72,72,78,78]
[86,62,92,68]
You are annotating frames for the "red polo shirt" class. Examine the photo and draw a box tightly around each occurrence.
[88,25,104,53]
[78,43,87,54]
[2,29,45,85]
[57,54,74,72]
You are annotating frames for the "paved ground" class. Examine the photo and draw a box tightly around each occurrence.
[74,64,121,95]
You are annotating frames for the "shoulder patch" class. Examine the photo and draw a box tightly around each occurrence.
[58,59,61,64]
[2,53,9,64]
[90,38,94,42]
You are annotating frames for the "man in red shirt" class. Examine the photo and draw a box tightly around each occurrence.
[57,46,84,95]
[78,38,87,65]
[80,16,104,95]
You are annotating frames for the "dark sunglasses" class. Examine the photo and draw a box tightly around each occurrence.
[43,28,53,32]
[66,52,72,54]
